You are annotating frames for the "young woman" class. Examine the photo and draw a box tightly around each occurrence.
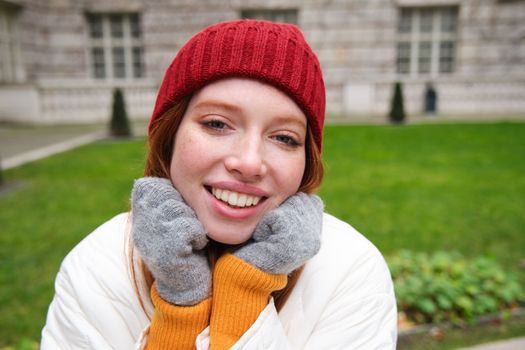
[41,20,397,349]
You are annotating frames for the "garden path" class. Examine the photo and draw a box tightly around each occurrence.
[459,336,525,350]
[0,122,147,170]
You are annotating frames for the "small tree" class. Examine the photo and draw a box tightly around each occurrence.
[388,81,406,124]
[110,88,132,137]
[0,156,4,187]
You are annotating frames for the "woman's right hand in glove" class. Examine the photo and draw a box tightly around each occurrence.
[131,177,211,306]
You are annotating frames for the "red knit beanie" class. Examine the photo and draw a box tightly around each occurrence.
[149,19,326,151]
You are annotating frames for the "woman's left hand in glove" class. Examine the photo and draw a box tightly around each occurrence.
[234,192,324,275]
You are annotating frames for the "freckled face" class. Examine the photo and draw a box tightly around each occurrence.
[169,78,307,244]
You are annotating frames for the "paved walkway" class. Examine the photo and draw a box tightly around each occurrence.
[459,336,525,350]
[0,122,147,170]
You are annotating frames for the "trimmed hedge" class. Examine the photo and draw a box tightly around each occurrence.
[0,156,3,186]
[388,81,406,124]
[110,88,132,137]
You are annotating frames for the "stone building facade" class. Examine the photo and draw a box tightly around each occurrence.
[0,0,524,124]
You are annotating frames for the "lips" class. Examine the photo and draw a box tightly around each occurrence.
[211,187,262,208]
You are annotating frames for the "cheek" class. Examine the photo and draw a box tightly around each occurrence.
[169,130,211,185]
[274,154,306,197]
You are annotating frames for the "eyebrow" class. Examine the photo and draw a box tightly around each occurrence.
[191,100,242,114]
[271,115,307,130]
[191,99,307,130]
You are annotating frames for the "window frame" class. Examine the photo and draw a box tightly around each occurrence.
[0,4,23,84]
[396,6,459,78]
[85,12,144,81]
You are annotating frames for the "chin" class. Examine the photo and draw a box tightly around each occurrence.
[206,230,252,245]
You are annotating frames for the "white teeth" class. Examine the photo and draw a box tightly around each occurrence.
[227,192,238,206]
[210,188,262,208]
[220,190,229,202]
[238,194,247,207]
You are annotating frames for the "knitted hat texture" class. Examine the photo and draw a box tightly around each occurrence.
[149,19,326,150]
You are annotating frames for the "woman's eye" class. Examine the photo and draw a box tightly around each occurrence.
[204,120,227,130]
[273,134,300,147]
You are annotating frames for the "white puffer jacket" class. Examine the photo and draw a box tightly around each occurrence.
[41,212,397,349]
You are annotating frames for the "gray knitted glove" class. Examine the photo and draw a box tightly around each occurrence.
[131,177,211,306]
[235,193,324,275]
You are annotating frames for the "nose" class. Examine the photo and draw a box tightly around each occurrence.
[224,135,268,181]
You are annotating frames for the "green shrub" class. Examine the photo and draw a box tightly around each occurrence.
[388,81,406,124]
[110,88,132,137]
[389,250,524,325]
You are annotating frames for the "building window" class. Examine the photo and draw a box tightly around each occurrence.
[86,13,143,80]
[396,7,458,76]
[0,4,22,83]
[241,9,298,25]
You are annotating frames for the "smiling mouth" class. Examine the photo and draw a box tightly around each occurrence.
[206,186,265,208]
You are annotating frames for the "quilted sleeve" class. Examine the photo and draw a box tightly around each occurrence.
[41,260,114,349]
[41,214,149,349]
[302,249,397,350]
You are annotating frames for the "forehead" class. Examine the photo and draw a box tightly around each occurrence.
[187,77,307,126]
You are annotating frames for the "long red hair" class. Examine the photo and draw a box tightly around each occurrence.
[132,93,324,313]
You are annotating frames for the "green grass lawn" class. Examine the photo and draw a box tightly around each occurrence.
[1,122,524,348]
[319,122,525,273]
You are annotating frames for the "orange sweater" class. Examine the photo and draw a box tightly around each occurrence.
[146,254,287,349]
[210,254,288,349]
[146,287,211,350]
